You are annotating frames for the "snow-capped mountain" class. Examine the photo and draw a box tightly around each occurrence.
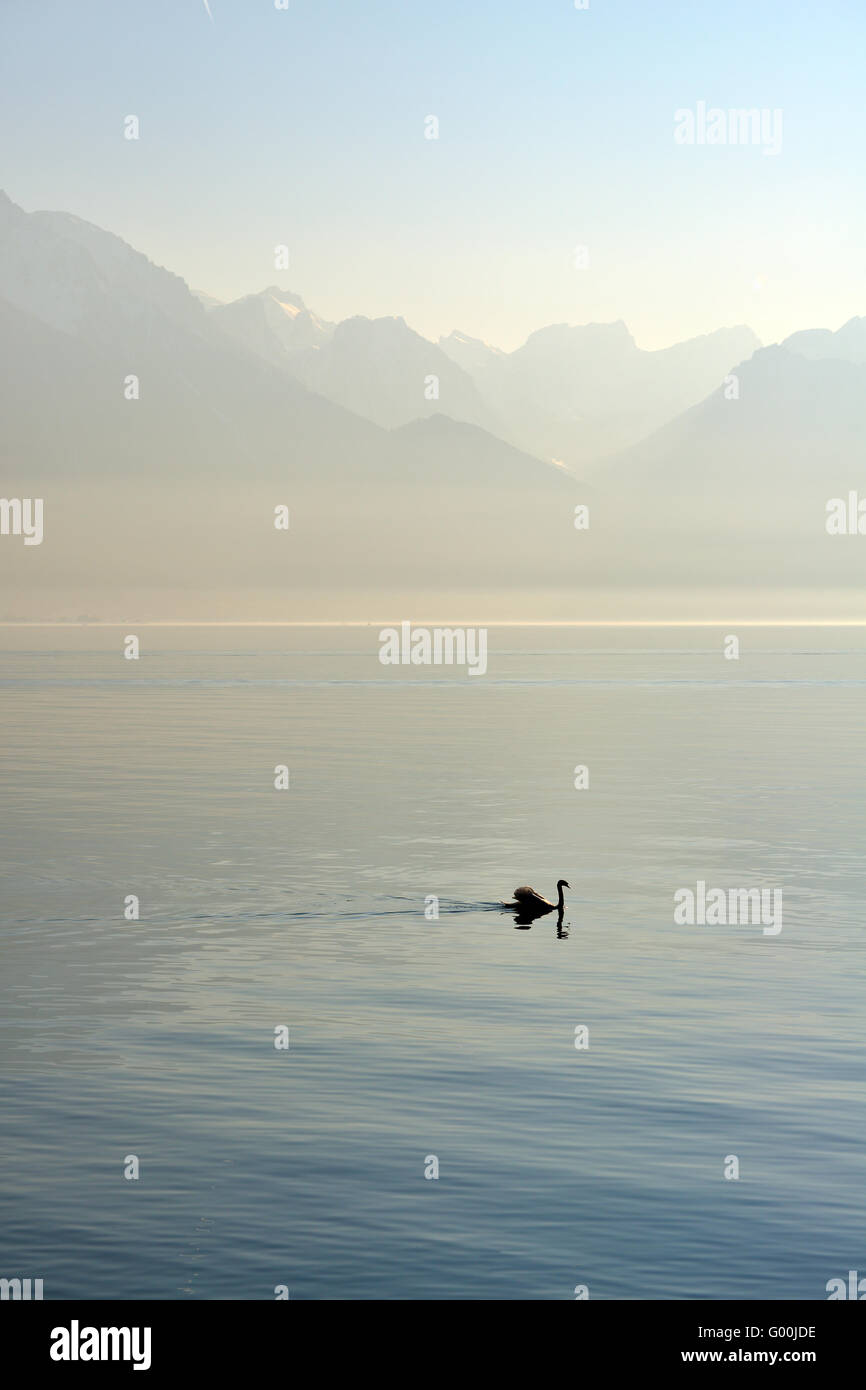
[211,286,334,365]
[0,192,583,617]
[0,189,207,342]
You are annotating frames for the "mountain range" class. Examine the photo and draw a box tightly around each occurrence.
[1,189,865,618]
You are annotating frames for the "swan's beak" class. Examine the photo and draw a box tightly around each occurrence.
[563,881,570,888]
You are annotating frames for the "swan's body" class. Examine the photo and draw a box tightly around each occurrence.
[501,879,569,914]
[511,886,555,909]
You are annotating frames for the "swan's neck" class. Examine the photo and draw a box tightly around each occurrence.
[557,883,565,908]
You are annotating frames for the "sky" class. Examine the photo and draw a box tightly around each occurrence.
[2,0,865,351]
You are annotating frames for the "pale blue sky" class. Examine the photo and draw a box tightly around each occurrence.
[2,0,864,349]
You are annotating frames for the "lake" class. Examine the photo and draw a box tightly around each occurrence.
[0,625,863,1300]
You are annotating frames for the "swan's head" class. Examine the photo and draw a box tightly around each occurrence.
[557,879,570,889]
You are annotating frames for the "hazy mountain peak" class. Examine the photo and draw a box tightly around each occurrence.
[782,315,866,365]
[192,289,224,308]
[211,283,333,362]
[335,313,410,337]
[668,322,760,350]
[0,188,25,221]
[225,285,311,314]
[0,191,204,339]
[393,410,471,434]
[514,320,638,368]
[293,315,499,431]
[440,329,505,354]
[259,285,307,309]
[438,329,506,379]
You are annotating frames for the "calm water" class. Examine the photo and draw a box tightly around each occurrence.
[1,626,864,1300]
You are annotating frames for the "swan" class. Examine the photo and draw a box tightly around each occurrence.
[501,879,569,914]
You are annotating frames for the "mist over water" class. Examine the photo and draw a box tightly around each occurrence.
[1,626,862,1299]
